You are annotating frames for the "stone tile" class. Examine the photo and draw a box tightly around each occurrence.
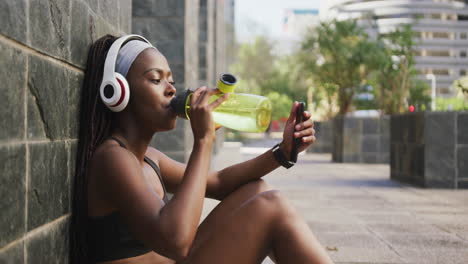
[68,71,83,139]
[83,0,99,11]
[27,92,47,139]
[457,146,468,181]
[89,14,120,43]
[425,145,455,188]
[395,248,468,264]
[307,221,368,233]
[133,0,185,17]
[425,112,455,146]
[458,180,468,189]
[27,142,69,231]
[98,0,119,27]
[0,145,26,248]
[25,218,69,264]
[353,213,424,225]
[344,118,360,130]
[0,0,27,44]
[67,141,78,210]
[133,17,184,41]
[458,112,468,144]
[362,135,379,153]
[314,233,404,263]
[456,232,468,241]
[325,247,404,264]
[0,241,24,264]
[380,233,468,251]
[154,40,185,65]
[29,0,71,60]
[119,0,132,33]
[315,232,388,249]
[363,118,379,134]
[70,0,93,68]
[390,115,401,143]
[28,56,70,140]
[366,223,446,235]
[0,42,26,141]
[418,213,468,233]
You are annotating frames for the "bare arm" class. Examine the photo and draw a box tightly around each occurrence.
[156,102,316,201]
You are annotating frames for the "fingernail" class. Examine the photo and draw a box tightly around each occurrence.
[294,132,299,137]
[295,124,300,130]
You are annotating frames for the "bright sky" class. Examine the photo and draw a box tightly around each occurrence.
[235,0,322,42]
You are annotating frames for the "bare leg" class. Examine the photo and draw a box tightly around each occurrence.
[182,184,333,264]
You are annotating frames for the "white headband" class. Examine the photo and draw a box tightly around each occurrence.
[115,40,158,77]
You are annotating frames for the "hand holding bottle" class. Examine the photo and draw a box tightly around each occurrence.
[280,102,316,159]
[188,86,229,141]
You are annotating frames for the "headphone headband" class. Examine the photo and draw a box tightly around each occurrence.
[99,34,152,112]
[102,34,152,80]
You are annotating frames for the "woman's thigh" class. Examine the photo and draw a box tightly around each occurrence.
[181,190,284,264]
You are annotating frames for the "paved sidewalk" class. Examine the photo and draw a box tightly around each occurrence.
[205,141,468,264]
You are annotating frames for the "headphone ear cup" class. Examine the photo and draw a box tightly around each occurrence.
[112,73,130,112]
[99,73,130,112]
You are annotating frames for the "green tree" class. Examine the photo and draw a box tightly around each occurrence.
[266,92,293,121]
[230,36,276,95]
[454,76,468,101]
[300,19,375,115]
[368,25,419,114]
[408,79,431,110]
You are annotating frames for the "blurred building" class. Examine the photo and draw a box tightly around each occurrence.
[321,0,468,97]
[277,9,320,54]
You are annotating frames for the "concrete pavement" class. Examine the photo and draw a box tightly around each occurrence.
[204,141,468,264]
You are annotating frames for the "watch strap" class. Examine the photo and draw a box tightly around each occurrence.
[272,143,295,169]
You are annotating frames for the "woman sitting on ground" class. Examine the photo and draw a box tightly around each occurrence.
[69,34,333,264]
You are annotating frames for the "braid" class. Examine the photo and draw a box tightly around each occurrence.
[69,34,118,264]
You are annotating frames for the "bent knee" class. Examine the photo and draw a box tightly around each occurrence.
[247,190,296,217]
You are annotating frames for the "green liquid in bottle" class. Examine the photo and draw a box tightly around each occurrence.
[171,88,272,133]
[210,93,272,133]
[184,93,272,133]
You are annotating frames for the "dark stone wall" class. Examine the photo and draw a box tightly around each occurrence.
[390,112,468,189]
[0,0,130,262]
[332,116,390,164]
[307,121,333,153]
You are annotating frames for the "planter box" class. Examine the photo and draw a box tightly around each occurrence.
[332,116,390,163]
[308,121,333,153]
[390,112,468,188]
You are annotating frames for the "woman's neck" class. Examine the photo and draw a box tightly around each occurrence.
[111,114,154,163]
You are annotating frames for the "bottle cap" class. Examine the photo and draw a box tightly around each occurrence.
[217,73,237,93]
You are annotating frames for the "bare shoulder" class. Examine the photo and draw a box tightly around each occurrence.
[89,140,142,188]
[92,139,136,166]
[145,146,164,165]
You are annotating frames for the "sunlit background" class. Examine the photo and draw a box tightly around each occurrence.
[229,0,468,127]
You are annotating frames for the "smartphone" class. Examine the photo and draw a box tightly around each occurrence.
[290,102,305,163]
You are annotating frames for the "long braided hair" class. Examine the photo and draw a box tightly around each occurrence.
[69,34,118,264]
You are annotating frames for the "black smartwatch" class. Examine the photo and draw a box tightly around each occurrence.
[272,143,295,169]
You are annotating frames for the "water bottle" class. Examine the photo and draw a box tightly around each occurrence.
[170,74,272,133]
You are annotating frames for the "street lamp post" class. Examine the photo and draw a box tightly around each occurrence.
[426,73,436,111]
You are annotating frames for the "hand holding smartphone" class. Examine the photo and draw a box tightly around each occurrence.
[290,102,305,163]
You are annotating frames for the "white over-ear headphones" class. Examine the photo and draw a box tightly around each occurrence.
[100,34,152,112]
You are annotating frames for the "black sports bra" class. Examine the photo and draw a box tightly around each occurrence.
[87,137,169,262]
